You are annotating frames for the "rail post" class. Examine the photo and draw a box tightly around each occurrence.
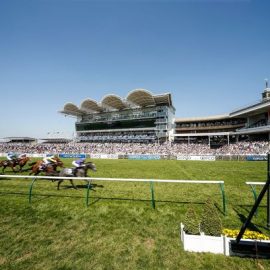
[219,183,226,215]
[29,178,37,204]
[150,181,155,209]
[249,185,258,216]
[85,180,92,207]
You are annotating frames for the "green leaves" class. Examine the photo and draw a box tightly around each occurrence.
[183,206,200,235]
[200,198,222,236]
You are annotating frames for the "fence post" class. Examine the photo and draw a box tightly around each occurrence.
[249,185,258,217]
[29,178,37,204]
[219,183,226,215]
[150,181,155,209]
[85,180,92,207]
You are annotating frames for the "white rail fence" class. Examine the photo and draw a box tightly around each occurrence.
[0,175,226,212]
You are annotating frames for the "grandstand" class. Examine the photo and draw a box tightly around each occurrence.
[174,82,270,147]
[1,84,269,149]
[230,82,270,140]
[174,115,246,147]
[58,84,270,146]
[60,89,175,143]
[2,137,37,144]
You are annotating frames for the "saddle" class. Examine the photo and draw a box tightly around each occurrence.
[6,159,18,165]
[71,166,84,176]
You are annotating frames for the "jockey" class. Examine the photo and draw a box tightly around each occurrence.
[7,152,18,161]
[72,158,86,175]
[18,153,27,159]
[40,155,58,170]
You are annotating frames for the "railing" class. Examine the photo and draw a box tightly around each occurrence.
[0,175,226,213]
[246,181,265,216]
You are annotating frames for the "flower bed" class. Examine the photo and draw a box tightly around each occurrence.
[180,223,270,257]
[222,228,270,241]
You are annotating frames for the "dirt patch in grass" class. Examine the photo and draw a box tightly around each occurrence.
[144,238,155,250]
[15,252,33,263]
[0,256,8,265]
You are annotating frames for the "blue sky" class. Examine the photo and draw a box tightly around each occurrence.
[0,0,270,138]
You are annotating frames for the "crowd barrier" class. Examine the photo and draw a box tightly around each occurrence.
[0,153,267,161]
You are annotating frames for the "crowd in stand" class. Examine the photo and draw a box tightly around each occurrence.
[0,141,269,156]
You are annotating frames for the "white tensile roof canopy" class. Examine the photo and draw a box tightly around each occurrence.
[101,94,128,110]
[60,89,172,116]
[80,99,103,113]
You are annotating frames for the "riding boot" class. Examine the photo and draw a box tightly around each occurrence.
[40,164,46,171]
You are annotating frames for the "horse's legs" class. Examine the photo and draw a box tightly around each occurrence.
[11,166,17,173]
[34,170,40,176]
[69,180,77,189]
[57,180,63,190]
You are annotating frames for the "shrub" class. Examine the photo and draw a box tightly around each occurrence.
[200,198,222,236]
[183,206,200,235]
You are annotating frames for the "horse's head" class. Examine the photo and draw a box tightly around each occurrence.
[85,162,97,172]
[21,156,30,162]
[18,156,30,166]
[54,157,64,167]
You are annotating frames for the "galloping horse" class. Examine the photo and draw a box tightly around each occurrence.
[57,162,97,190]
[0,156,30,173]
[29,157,64,176]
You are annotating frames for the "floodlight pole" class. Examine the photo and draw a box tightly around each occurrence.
[236,153,270,243]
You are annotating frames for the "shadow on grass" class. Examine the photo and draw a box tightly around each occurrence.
[0,190,206,206]
[213,202,226,216]
[0,177,13,180]
[233,207,263,232]
[61,183,104,190]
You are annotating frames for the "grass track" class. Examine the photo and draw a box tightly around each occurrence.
[0,159,269,270]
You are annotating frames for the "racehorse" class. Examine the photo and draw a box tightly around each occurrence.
[0,156,30,173]
[29,157,64,176]
[57,162,97,190]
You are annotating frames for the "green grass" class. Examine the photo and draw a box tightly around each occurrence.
[0,158,269,270]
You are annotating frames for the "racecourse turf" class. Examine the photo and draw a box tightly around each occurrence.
[0,158,269,270]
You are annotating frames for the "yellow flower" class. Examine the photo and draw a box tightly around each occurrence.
[222,228,270,240]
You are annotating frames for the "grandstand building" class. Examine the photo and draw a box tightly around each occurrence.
[174,81,270,147]
[174,115,246,147]
[60,89,175,143]
[59,82,270,146]
[2,137,37,144]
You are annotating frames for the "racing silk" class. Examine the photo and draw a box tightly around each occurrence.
[7,153,17,161]
[72,159,84,168]
[43,156,57,165]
